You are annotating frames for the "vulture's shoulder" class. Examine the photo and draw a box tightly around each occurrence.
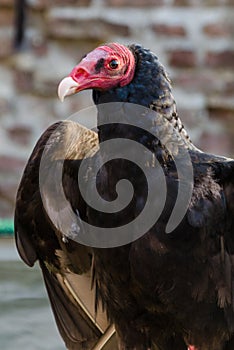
[181,152,234,315]
[188,151,234,230]
[15,120,98,268]
[14,121,113,350]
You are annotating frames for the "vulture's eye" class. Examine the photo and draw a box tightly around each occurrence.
[109,59,119,69]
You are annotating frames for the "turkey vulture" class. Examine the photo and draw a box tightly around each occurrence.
[15,43,234,350]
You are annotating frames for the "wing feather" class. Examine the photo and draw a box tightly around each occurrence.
[14,121,117,349]
[187,156,234,331]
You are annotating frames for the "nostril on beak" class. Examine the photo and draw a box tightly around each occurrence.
[71,67,89,81]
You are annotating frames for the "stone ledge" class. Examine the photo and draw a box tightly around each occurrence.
[151,24,187,37]
[168,49,197,68]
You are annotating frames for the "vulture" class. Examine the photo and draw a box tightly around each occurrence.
[15,43,234,350]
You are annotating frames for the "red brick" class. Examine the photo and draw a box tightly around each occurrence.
[173,0,189,5]
[29,0,91,9]
[173,71,215,92]
[224,81,234,95]
[34,78,59,97]
[199,131,232,156]
[48,17,130,40]
[14,70,34,93]
[208,107,234,122]
[0,0,14,6]
[203,0,226,6]
[204,0,229,6]
[52,0,91,4]
[174,0,231,5]
[205,51,234,68]
[6,125,32,146]
[152,24,186,37]
[0,9,13,27]
[203,23,230,37]
[105,0,164,6]
[207,107,234,155]
[168,50,197,68]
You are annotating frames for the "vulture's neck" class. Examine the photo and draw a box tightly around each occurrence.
[94,44,195,151]
[95,92,195,154]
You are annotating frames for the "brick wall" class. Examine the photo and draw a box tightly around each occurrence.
[0,0,234,217]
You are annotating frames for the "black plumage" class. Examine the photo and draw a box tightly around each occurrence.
[15,43,234,350]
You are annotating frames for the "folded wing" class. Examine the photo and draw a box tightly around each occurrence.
[14,120,117,349]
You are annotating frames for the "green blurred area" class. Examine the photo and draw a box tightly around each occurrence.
[0,219,14,235]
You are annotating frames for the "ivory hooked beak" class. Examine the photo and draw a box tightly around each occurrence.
[57,76,79,102]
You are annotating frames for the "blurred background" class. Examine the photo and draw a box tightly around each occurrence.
[0,0,234,220]
[0,0,233,349]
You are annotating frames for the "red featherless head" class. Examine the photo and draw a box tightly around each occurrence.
[58,43,136,102]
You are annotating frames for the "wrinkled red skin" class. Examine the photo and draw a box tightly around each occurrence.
[69,43,136,92]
